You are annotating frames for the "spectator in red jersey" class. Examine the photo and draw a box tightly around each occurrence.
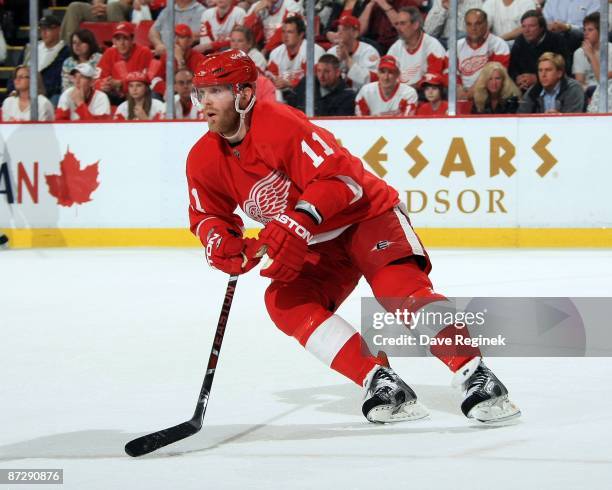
[326,15,380,92]
[56,63,111,120]
[471,61,521,113]
[195,0,247,54]
[457,8,510,100]
[115,71,166,120]
[96,22,153,105]
[387,7,448,88]
[416,72,448,115]
[229,25,268,72]
[355,54,418,115]
[174,69,203,119]
[151,24,205,99]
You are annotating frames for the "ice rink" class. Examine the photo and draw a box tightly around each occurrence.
[1,248,611,489]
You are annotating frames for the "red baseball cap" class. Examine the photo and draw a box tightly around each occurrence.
[337,15,360,30]
[378,55,400,74]
[126,71,148,84]
[419,72,444,87]
[113,22,135,38]
[175,23,192,38]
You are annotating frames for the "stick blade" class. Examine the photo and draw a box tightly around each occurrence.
[125,420,201,457]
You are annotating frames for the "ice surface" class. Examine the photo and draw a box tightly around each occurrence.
[1,248,611,489]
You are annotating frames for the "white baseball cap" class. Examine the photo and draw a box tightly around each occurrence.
[70,63,97,79]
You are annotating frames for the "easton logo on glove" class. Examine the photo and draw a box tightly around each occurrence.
[275,214,313,243]
[205,231,223,267]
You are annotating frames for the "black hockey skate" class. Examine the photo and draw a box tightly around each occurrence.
[362,365,429,423]
[456,357,521,424]
[0,234,8,249]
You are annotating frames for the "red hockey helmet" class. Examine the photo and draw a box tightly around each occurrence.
[193,49,258,89]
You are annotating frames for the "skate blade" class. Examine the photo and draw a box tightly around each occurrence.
[468,395,521,424]
[366,400,429,424]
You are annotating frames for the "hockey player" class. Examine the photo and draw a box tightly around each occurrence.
[186,49,520,424]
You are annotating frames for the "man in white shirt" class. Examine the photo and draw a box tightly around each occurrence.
[174,68,202,119]
[56,63,111,120]
[573,12,612,90]
[196,0,246,53]
[457,8,510,98]
[267,15,324,100]
[355,55,418,116]
[326,15,380,92]
[387,7,448,87]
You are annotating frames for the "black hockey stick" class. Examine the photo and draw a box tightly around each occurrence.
[125,274,239,457]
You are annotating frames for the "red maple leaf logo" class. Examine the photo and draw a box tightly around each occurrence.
[45,148,100,207]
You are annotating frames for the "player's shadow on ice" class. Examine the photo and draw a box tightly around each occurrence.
[0,384,499,461]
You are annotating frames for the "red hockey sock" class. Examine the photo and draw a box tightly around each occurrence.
[370,259,481,373]
[330,333,383,386]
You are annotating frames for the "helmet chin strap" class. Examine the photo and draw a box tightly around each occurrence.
[221,89,256,142]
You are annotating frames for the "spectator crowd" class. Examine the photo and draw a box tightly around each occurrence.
[2,0,612,122]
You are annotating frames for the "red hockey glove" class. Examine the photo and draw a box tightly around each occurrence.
[205,225,260,275]
[257,212,319,282]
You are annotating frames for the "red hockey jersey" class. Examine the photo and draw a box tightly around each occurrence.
[186,101,399,246]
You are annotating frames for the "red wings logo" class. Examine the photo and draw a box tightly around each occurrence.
[460,55,489,76]
[243,171,290,224]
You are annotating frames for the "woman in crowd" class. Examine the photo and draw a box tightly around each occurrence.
[114,71,165,120]
[472,62,521,114]
[1,65,54,121]
[61,29,102,91]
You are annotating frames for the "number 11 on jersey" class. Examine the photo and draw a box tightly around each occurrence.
[301,131,334,168]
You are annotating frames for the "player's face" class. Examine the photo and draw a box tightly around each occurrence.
[175,71,193,98]
[465,12,487,43]
[113,34,133,56]
[486,69,503,95]
[583,23,599,45]
[230,31,250,51]
[378,68,399,91]
[14,67,30,93]
[424,85,441,102]
[176,34,192,52]
[316,62,340,88]
[538,60,563,90]
[195,85,239,134]
[128,81,147,99]
[282,23,303,50]
[521,16,542,43]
